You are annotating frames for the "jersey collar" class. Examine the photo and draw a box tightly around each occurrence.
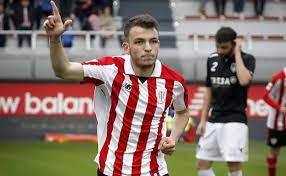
[123,55,162,77]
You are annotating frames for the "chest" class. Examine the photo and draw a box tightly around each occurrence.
[209,59,237,76]
[208,59,239,87]
[121,76,171,107]
[272,78,286,102]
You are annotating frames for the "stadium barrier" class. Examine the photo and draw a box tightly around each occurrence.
[0,30,285,51]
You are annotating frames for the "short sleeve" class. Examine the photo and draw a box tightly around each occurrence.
[244,54,256,75]
[81,57,116,85]
[172,80,189,112]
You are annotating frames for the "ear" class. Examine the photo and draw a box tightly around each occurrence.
[232,40,236,47]
[122,42,130,54]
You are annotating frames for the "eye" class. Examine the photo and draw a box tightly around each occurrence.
[135,40,144,45]
[151,39,159,44]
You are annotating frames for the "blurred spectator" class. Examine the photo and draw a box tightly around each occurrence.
[6,0,18,28]
[0,1,10,47]
[198,0,209,16]
[59,0,74,19]
[181,117,196,143]
[253,0,266,16]
[93,0,113,13]
[100,0,113,15]
[74,0,93,30]
[233,0,245,17]
[41,0,52,17]
[88,6,101,31]
[100,0,112,7]
[88,6,101,47]
[99,5,115,48]
[2,0,8,8]
[61,16,74,48]
[214,0,227,17]
[166,108,196,144]
[14,0,34,47]
[32,0,42,29]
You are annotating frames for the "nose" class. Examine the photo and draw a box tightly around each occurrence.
[144,42,152,52]
[217,48,224,55]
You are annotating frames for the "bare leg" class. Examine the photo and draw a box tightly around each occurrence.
[267,147,280,176]
[227,162,242,176]
[197,160,215,176]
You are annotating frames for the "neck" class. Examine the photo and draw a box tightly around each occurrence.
[131,63,155,77]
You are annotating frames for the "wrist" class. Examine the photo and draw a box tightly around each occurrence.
[235,51,241,57]
[200,118,207,123]
[234,49,241,55]
[170,134,179,144]
[49,36,61,44]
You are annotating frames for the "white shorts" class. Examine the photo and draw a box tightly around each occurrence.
[196,122,248,162]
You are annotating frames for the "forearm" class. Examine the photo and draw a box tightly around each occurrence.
[45,1,83,81]
[170,109,189,143]
[263,93,281,110]
[235,52,252,86]
[200,106,210,123]
[49,36,70,78]
[200,88,211,123]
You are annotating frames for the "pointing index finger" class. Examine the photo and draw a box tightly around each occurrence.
[50,0,60,17]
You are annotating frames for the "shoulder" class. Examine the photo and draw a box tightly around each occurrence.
[161,64,186,84]
[82,55,125,67]
[207,52,219,63]
[208,52,218,59]
[272,70,285,81]
[97,56,125,66]
[241,52,256,61]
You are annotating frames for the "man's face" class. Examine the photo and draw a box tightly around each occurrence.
[124,26,160,69]
[216,41,235,59]
[21,0,30,7]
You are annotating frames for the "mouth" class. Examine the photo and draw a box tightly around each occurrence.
[219,54,226,58]
[142,55,154,59]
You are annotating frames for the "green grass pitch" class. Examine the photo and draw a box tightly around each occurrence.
[0,141,285,176]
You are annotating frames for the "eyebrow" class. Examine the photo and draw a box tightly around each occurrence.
[134,37,158,41]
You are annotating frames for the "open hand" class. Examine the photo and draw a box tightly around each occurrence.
[43,1,72,38]
[196,121,206,136]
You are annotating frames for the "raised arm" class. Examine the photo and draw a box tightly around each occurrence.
[234,39,253,86]
[44,1,83,81]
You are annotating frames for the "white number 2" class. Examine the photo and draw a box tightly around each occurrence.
[211,62,218,72]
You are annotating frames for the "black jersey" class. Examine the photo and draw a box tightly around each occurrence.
[205,51,256,124]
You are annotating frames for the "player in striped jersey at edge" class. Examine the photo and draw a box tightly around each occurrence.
[263,67,286,176]
[44,1,190,175]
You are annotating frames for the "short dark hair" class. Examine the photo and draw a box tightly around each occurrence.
[123,14,159,40]
[215,27,237,43]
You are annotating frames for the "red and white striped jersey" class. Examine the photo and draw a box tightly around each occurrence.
[263,67,286,131]
[81,55,189,176]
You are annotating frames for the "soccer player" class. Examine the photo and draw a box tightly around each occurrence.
[263,67,286,176]
[44,1,190,175]
[195,27,256,176]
